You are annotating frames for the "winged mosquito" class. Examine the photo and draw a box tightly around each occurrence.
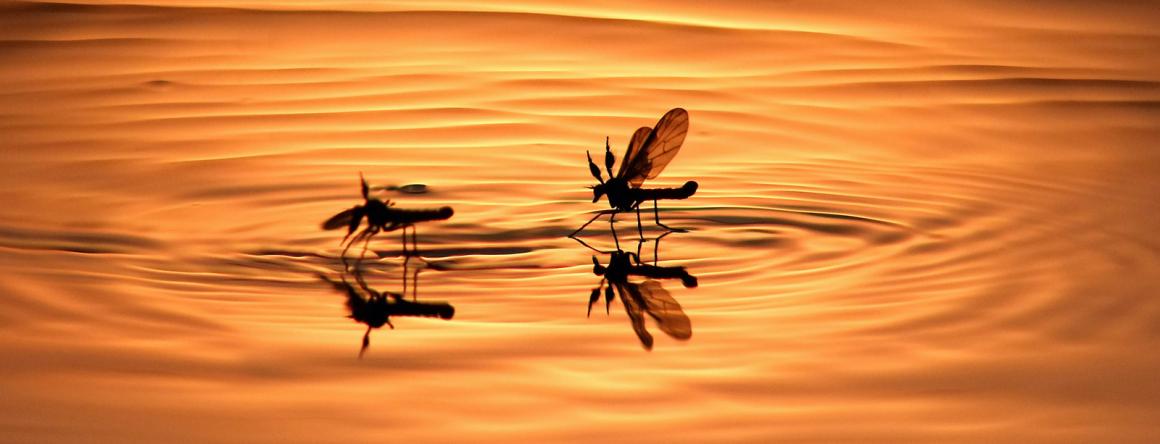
[585,236,697,350]
[322,173,453,266]
[570,108,698,247]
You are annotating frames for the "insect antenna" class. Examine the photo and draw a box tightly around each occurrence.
[603,136,615,178]
[359,326,371,358]
[587,282,604,317]
[586,151,604,184]
[359,172,370,200]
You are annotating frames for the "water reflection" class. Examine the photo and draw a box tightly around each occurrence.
[319,263,455,358]
[580,232,697,350]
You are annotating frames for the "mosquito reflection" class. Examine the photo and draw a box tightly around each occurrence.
[319,262,454,358]
[578,232,697,350]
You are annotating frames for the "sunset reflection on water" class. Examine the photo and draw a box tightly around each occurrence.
[1,1,1158,442]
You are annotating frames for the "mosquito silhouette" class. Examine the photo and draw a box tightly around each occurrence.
[319,264,454,358]
[322,174,454,266]
[584,235,697,350]
[570,108,698,247]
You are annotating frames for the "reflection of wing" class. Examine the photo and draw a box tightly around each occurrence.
[322,207,356,230]
[617,126,652,179]
[621,108,690,187]
[618,283,654,350]
[639,280,691,340]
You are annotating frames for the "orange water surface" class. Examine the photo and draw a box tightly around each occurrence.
[2,1,1159,443]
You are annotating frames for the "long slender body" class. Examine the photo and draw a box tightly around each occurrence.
[322,174,454,267]
[617,181,699,211]
[383,207,455,228]
[573,108,698,244]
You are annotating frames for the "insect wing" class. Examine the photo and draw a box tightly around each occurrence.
[616,126,653,179]
[623,108,689,187]
[322,207,357,230]
[639,280,691,340]
[618,282,655,350]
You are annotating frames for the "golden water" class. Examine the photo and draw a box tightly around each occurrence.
[2,1,1159,442]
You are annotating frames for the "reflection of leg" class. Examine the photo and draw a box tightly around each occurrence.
[635,208,645,241]
[401,230,409,257]
[569,211,608,238]
[610,212,620,250]
[652,230,672,266]
[402,228,411,291]
[654,234,661,266]
[413,226,427,263]
[654,200,686,232]
[571,236,610,254]
[352,261,369,293]
[411,267,420,301]
[408,226,420,300]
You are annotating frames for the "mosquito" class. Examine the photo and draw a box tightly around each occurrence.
[570,108,699,247]
[322,173,454,266]
[586,239,697,350]
[320,266,454,358]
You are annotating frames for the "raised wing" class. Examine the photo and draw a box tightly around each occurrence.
[616,126,653,179]
[639,280,691,340]
[621,108,690,187]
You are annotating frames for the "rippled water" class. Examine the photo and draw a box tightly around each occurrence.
[3,1,1159,442]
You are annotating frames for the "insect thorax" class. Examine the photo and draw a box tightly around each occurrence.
[364,200,390,226]
[604,178,638,210]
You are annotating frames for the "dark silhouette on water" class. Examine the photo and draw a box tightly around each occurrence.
[322,173,454,267]
[319,263,454,358]
[570,108,698,248]
[581,233,697,350]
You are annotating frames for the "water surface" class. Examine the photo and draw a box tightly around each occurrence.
[2,1,1159,442]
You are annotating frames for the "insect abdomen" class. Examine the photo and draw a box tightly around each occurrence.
[394,301,455,319]
[397,206,454,224]
[639,181,698,201]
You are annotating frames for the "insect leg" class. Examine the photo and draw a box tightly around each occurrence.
[569,210,612,238]
[341,228,371,269]
[358,226,378,265]
[609,211,620,250]
[654,199,687,233]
